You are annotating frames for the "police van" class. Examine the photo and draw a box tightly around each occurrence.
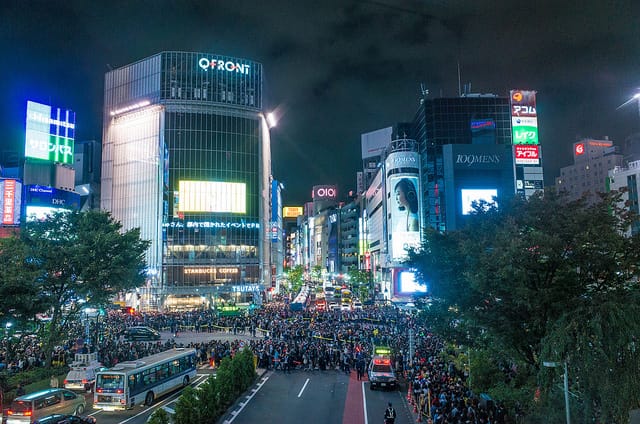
[63,352,104,392]
[368,346,398,390]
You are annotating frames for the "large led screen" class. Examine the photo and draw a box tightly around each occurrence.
[25,101,75,165]
[394,269,428,295]
[178,180,246,213]
[388,175,420,260]
[461,188,497,215]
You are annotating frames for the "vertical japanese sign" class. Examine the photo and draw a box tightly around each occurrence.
[510,90,538,145]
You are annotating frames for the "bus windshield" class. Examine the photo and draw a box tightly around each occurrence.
[96,374,124,391]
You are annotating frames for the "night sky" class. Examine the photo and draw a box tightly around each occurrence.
[1,0,639,204]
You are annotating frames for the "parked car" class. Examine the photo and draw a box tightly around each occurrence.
[5,389,86,424]
[122,326,161,341]
[33,415,96,424]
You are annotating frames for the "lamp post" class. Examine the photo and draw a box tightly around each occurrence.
[543,361,570,424]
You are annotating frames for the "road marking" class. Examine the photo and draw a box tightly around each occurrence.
[361,381,368,424]
[222,372,271,423]
[297,378,310,398]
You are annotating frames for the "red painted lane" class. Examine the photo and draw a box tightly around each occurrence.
[342,371,367,424]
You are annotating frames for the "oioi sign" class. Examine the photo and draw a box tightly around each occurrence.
[25,101,75,165]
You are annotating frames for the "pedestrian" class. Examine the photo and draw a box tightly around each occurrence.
[50,374,59,388]
[16,383,25,396]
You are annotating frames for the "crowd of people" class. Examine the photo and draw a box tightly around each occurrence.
[1,298,509,423]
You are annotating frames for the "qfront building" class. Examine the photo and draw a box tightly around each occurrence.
[101,51,272,311]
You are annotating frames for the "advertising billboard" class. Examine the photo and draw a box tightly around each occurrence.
[24,184,80,221]
[282,206,303,218]
[514,145,540,165]
[388,174,420,260]
[393,268,428,296]
[178,180,246,213]
[460,188,498,215]
[25,100,75,165]
[510,90,538,145]
[0,179,22,226]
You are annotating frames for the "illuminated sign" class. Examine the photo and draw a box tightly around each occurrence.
[231,284,261,293]
[25,101,75,165]
[178,180,246,213]
[374,346,391,356]
[24,185,80,221]
[461,188,497,215]
[510,90,539,146]
[198,57,251,75]
[283,206,303,218]
[514,145,540,165]
[456,154,500,166]
[386,151,419,169]
[575,143,585,155]
[1,179,22,226]
[510,90,537,116]
[183,266,240,276]
[312,185,337,199]
[511,117,539,145]
[163,221,260,229]
[388,175,420,260]
[470,119,496,130]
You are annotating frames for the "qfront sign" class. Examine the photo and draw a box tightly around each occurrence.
[25,101,75,165]
[198,57,251,75]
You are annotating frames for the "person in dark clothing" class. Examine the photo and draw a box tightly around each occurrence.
[384,402,397,424]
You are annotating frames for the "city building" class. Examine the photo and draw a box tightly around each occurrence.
[608,160,640,236]
[101,51,272,311]
[555,138,624,203]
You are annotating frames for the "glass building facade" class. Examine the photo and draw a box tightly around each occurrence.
[413,95,512,232]
[102,51,271,310]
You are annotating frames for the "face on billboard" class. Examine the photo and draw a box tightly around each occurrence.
[389,176,420,260]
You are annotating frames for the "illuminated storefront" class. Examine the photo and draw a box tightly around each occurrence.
[102,51,270,310]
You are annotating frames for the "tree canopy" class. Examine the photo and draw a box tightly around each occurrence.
[407,189,640,421]
[0,210,149,362]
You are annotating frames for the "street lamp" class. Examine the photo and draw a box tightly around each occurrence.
[616,92,640,119]
[543,361,570,424]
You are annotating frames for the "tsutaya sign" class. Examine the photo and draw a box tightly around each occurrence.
[198,57,251,75]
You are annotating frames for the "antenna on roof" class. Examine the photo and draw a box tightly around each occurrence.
[457,61,461,97]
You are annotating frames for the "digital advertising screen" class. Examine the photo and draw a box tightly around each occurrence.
[0,179,22,226]
[393,268,428,295]
[388,175,420,260]
[461,188,498,215]
[25,101,75,165]
[24,185,80,221]
[178,180,246,213]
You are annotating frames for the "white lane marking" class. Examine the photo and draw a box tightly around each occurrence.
[361,381,368,424]
[223,372,271,423]
[297,378,310,398]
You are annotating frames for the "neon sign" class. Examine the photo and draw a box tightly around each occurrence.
[198,57,251,75]
[25,101,75,165]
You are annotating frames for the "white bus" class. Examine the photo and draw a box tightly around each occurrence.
[93,348,197,410]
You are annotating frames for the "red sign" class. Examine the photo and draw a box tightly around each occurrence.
[575,143,585,156]
[510,90,537,117]
[514,145,540,165]
[2,180,16,225]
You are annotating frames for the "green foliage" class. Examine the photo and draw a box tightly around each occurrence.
[172,347,257,424]
[147,408,171,424]
[286,265,305,293]
[174,386,200,424]
[346,268,372,301]
[407,188,640,421]
[2,210,150,366]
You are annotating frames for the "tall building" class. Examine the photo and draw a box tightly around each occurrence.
[555,138,624,203]
[101,51,272,311]
[413,94,522,232]
[608,160,640,236]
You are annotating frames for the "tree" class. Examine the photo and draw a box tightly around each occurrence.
[286,265,305,294]
[407,188,640,418]
[173,386,201,424]
[17,210,149,364]
[346,268,372,301]
[0,235,43,327]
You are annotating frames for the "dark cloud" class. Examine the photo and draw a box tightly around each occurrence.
[1,0,639,204]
